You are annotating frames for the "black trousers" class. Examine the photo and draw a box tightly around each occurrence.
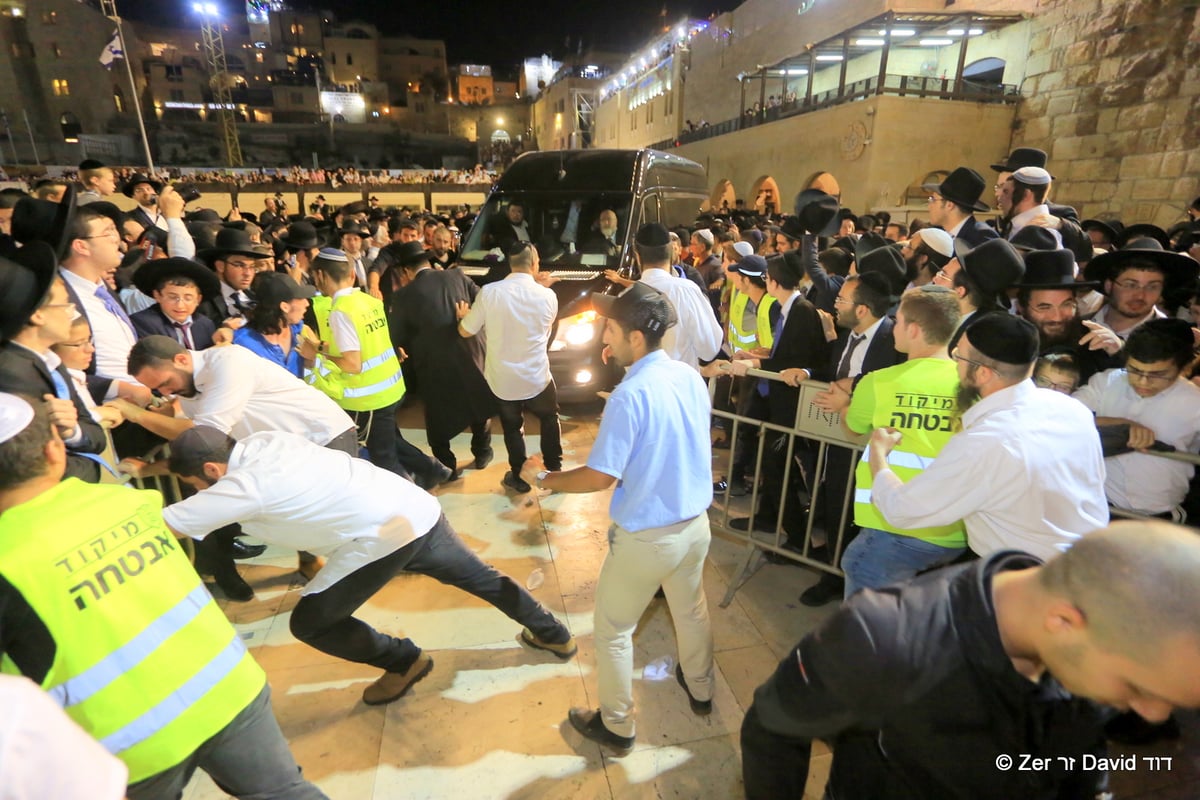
[429,419,492,472]
[495,381,562,473]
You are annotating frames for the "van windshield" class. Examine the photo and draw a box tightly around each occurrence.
[460,192,634,268]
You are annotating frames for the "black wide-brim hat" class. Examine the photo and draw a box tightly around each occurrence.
[1114,223,1170,250]
[132,256,222,301]
[1081,218,1124,244]
[11,185,77,261]
[121,174,164,197]
[389,240,433,268]
[955,237,1026,295]
[856,245,908,297]
[1015,248,1098,290]
[792,189,840,237]
[922,167,989,213]
[275,220,327,251]
[199,227,269,265]
[1082,237,1200,289]
[990,147,1049,174]
[0,242,61,341]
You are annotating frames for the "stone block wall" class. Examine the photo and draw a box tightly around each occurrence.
[1013,0,1200,226]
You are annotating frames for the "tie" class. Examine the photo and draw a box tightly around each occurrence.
[95,284,135,335]
[231,292,254,315]
[836,333,865,380]
[172,320,195,349]
[756,313,787,397]
[49,368,72,401]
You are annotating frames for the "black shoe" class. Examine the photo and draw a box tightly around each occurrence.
[416,461,454,490]
[763,542,805,566]
[675,663,712,715]
[1104,711,1181,745]
[712,479,728,495]
[473,449,494,469]
[229,539,267,560]
[211,563,254,602]
[568,707,634,756]
[799,572,844,607]
[728,515,777,532]
[502,470,532,493]
[728,480,749,497]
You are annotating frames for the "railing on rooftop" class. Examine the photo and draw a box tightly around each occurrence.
[650,73,1018,151]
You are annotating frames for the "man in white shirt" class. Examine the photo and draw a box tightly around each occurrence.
[1082,239,1197,339]
[162,427,576,707]
[868,313,1109,560]
[1000,167,1063,248]
[634,223,723,370]
[458,240,561,493]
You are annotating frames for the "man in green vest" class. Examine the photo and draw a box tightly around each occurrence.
[0,393,325,799]
[839,285,967,597]
[304,248,451,489]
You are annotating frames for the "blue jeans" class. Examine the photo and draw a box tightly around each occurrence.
[841,527,965,599]
[289,514,569,673]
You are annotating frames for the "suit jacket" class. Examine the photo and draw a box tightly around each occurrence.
[0,342,106,482]
[954,216,1000,250]
[197,291,234,329]
[389,268,496,436]
[759,295,832,425]
[818,317,904,384]
[792,238,843,315]
[130,305,217,350]
[127,206,164,233]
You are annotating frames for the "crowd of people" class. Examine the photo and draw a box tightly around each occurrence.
[0,148,1199,799]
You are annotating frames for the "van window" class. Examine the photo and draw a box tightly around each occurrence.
[460,192,634,267]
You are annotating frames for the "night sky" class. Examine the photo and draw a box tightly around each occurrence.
[122,0,744,66]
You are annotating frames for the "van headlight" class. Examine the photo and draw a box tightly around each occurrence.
[550,310,598,351]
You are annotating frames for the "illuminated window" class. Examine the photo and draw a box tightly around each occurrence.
[52,78,69,96]
[42,10,56,24]
[255,52,263,63]
[290,23,304,36]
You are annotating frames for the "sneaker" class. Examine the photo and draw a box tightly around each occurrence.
[473,449,494,470]
[568,707,634,757]
[502,471,532,493]
[712,479,729,495]
[520,627,578,659]
[362,653,434,706]
[675,663,712,715]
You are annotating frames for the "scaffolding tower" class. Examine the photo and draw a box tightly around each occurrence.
[197,13,244,167]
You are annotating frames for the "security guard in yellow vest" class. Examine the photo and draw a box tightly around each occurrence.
[0,393,326,800]
[305,248,451,489]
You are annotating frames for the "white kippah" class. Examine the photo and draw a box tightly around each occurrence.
[315,247,349,262]
[919,228,955,258]
[0,394,34,445]
[694,228,714,245]
[732,241,755,259]
[1012,166,1052,186]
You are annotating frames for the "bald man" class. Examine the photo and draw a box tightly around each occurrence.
[741,520,1200,798]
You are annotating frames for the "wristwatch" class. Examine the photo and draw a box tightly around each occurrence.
[536,470,549,488]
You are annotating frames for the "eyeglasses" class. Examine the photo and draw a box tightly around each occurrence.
[43,301,78,312]
[1112,279,1164,294]
[84,227,120,240]
[1125,365,1177,384]
[927,195,947,205]
[1033,375,1076,393]
[950,348,990,370]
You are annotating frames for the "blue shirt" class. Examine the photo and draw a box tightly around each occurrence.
[233,323,304,378]
[587,349,713,531]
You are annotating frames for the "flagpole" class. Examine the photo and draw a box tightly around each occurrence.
[102,2,154,171]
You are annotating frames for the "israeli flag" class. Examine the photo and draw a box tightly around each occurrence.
[99,31,123,69]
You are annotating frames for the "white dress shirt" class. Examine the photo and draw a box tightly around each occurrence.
[163,432,442,595]
[1089,304,1167,340]
[871,380,1109,560]
[460,272,556,400]
[178,346,353,444]
[1073,370,1200,513]
[59,267,138,386]
[639,267,723,370]
[844,316,884,379]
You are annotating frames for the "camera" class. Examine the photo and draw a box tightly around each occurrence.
[175,183,202,203]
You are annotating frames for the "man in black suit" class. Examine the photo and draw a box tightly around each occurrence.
[922,167,999,250]
[726,254,831,545]
[486,201,531,252]
[583,209,621,258]
[196,227,264,331]
[121,174,166,233]
[130,257,223,351]
[389,242,496,474]
[0,244,108,482]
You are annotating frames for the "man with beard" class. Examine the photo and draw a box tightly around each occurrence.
[867,313,1108,561]
[921,167,998,249]
[1016,248,1122,383]
[998,167,1062,247]
[901,227,953,289]
[1082,238,1200,339]
[585,209,621,258]
[429,224,457,269]
[932,238,1025,332]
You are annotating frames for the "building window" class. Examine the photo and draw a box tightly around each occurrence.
[52,78,69,96]
[169,89,184,102]
[165,65,183,83]
[51,42,62,58]
[346,53,352,65]
[255,52,263,63]
[290,23,304,36]
[10,42,33,58]
[42,11,56,24]
[114,85,125,112]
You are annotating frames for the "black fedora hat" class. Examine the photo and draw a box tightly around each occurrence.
[132,256,222,301]
[957,238,1025,296]
[778,216,806,242]
[856,245,907,297]
[276,220,326,251]
[0,242,61,341]
[11,185,77,261]
[1009,225,1061,253]
[1081,218,1125,245]
[121,173,163,198]
[792,189,840,237]
[922,167,989,213]
[198,226,265,264]
[1016,249,1097,290]
[1113,223,1170,250]
[336,222,371,238]
[854,232,891,264]
[990,147,1049,174]
[1083,237,1200,288]
[390,240,433,268]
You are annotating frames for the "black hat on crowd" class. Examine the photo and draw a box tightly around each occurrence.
[856,245,908,297]
[1114,223,1171,250]
[199,226,263,264]
[922,167,990,213]
[275,220,326,251]
[121,174,163,197]
[1083,237,1200,289]
[1081,218,1125,245]
[990,147,1051,176]
[792,189,840,237]
[955,238,1026,297]
[952,311,1040,366]
[1016,248,1098,290]
[132,256,222,301]
[0,242,60,342]
[11,185,77,260]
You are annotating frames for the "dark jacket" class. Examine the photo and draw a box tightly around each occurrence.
[759,295,832,425]
[817,317,904,384]
[794,236,844,315]
[0,342,107,482]
[130,306,217,350]
[954,215,1001,250]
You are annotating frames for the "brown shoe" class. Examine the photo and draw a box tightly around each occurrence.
[297,555,326,583]
[521,627,577,659]
[362,653,434,706]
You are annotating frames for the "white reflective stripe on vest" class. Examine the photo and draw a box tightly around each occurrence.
[855,487,873,505]
[341,368,404,398]
[47,583,211,708]
[859,445,936,472]
[359,350,398,372]
[99,631,247,755]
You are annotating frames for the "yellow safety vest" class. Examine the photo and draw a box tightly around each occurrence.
[0,480,265,783]
[309,289,406,412]
[848,359,966,547]
[728,290,777,352]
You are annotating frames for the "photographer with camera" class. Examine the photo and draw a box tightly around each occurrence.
[121,176,197,262]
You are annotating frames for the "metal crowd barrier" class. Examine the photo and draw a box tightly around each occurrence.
[707,368,865,607]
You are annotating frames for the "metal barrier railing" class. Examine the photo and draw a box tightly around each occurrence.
[708,369,865,607]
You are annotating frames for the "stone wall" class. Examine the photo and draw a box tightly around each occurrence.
[1013,0,1200,226]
